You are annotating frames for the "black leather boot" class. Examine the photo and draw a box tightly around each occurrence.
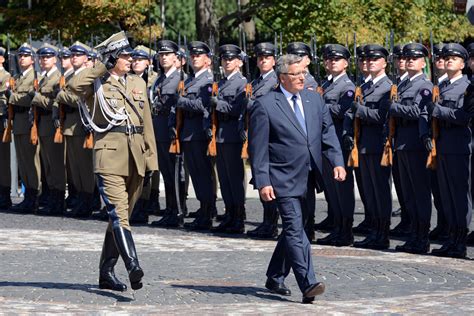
[368,219,390,250]
[38,183,50,207]
[112,227,144,290]
[66,184,79,209]
[259,203,279,238]
[431,228,456,257]
[99,231,127,292]
[129,199,149,225]
[0,186,12,211]
[390,215,411,238]
[316,216,341,246]
[145,189,161,215]
[211,205,234,233]
[37,189,57,216]
[11,188,39,214]
[352,216,373,235]
[395,221,418,253]
[184,202,212,230]
[353,218,378,248]
[68,192,94,218]
[226,205,245,234]
[429,224,450,242]
[409,222,430,254]
[447,228,468,259]
[334,217,354,247]
[314,214,334,232]
[52,190,66,215]
[150,192,183,228]
[247,201,277,238]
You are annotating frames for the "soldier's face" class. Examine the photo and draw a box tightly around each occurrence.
[435,57,445,71]
[405,56,425,73]
[396,57,406,72]
[327,57,348,75]
[190,54,207,71]
[444,56,465,74]
[221,57,240,75]
[358,58,368,74]
[113,53,132,75]
[159,52,177,70]
[18,54,33,69]
[469,57,474,72]
[279,62,305,94]
[39,55,57,71]
[132,58,149,74]
[367,57,387,75]
[61,57,72,70]
[71,54,88,69]
[257,55,275,74]
[301,55,311,67]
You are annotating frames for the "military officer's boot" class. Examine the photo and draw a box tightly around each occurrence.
[184,202,212,230]
[247,204,269,238]
[129,199,149,225]
[66,184,79,209]
[36,189,57,216]
[10,188,39,214]
[409,222,430,254]
[431,228,456,257]
[447,228,468,259]
[112,226,144,290]
[99,231,127,292]
[467,231,474,246]
[316,216,341,246]
[353,216,373,235]
[395,219,418,253]
[367,219,390,250]
[226,205,245,234]
[304,214,316,242]
[145,189,160,215]
[334,217,354,247]
[215,207,230,222]
[0,186,12,211]
[314,213,334,232]
[353,218,379,248]
[211,205,234,233]
[390,211,411,238]
[260,205,279,238]
[52,190,66,216]
[151,190,182,228]
[69,192,94,218]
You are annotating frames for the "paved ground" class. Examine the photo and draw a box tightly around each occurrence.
[0,196,473,314]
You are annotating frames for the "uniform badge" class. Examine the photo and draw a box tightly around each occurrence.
[421,89,431,97]
[208,86,213,93]
[347,90,354,97]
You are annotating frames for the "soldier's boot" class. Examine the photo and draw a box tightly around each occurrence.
[145,189,160,215]
[247,202,272,238]
[258,205,279,238]
[409,222,430,254]
[52,190,66,216]
[467,231,474,246]
[179,181,188,218]
[215,207,230,222]
[314,213,334,232]
[316,216,341,246]
[431,228,456,257]
[66,185,79,209]
[226,205,245,234]
[0,186,12,211]
[129,199,149,225]
[211,205,234,233]
[334,217,354,247]
[184,202,212,231]
[367,219,390,250]
[389,210,411,237]
[150,192,182,228]
[187,208,201,218]
[150,208,173,227]
[38,183,50,207]
[352,216,373,235]
[395,219,418,253]
[72,192,95,218]
[304,214,316,242]
[10,188,39,214]
[429,224,450,242]
[447,228,468,259]
[353,218,379,248]
[99,231,127,292]
[36,189,58,216]
[112,226,144,290]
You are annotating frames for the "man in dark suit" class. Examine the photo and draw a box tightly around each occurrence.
[249,54,345,304]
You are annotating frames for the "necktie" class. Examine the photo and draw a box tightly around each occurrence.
[291,94,306,135]
[119,77,126,88]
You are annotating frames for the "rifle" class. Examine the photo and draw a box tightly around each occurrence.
[2,33,15,143]
[29,33,39,145]
[208,34,218,157]
[426,29,439,169]
[311,34,323,94]
[170,34,184,154]
[279,32,283,57]
[347,32,361,168]
[381,29,398,166]
[241,31,252,159]
[184,35,190,74]
[54,30,66,144]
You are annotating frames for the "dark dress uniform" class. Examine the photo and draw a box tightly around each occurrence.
[316,44,356,247]
[347,45,393,250]
[149,40,185,227]
[210,44,247,234]
[429,43,472,258]
[174,41,214,230]
[0,62,12,211]
[389,43,433,254]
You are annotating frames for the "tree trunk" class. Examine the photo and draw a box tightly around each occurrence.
[241,0,255,43]
[195,0,216,43]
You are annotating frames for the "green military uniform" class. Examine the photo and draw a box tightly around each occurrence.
[0,64,12,210]
[32,44,66,215]
[9,44,41,213]
[69,31,158,291]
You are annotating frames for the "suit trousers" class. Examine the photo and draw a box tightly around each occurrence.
[216,143,245,207]
[39,135,66,191]
[97,159,144,232]
[266,195,317,293]
[182,141,214,203]
[65,136,95,194]
[359,154,392,221]
[437,154,472,228]
[0,136,11,187]
[14,134,41,190]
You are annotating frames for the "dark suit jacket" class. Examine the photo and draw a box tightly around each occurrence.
[249,86,344,198]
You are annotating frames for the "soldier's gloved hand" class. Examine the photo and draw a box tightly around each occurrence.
[205,128,213,141]
[103,53,118,70]
[350,101,359,113]
[169,127,177,140]
[423,136,433,152]
[426,102,436,115]
[176,96,186,108]
[27,90,36,99]
[343,134,354,151]
[143,171,153,187]
[210,96,218,109]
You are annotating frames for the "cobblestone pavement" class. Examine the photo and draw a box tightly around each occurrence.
[0,197,473,315]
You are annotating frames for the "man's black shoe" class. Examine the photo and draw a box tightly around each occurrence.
[265,279,291,296]
[302,282,325,303]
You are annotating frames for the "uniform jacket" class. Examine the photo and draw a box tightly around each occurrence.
[0,68,11,133]
[431,75,471,155]
[389,73,432,151]
[249,86,344,197]
[174,69,213,142]
[215,72,247,143]
[304,72,319,91]
[31,68,61,137]
[150,68,180,143]
[9,68,35,135]
[69,63,158,177]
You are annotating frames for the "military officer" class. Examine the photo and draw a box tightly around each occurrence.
[315,44,356,247]
[0,46,12,211]
[208,44,247,234]
[8,43,41,214]
[286,42,319,91]
[55,41,96,218]
[245,42,280,239]
[388,44,433,254]
[173,41,214,230]
[345,45,393,250]
[427,44,471,259]
[69,31,158,290]
[129,44,159,224]
[149,40,185,228]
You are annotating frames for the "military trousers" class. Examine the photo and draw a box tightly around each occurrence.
[39,135,66,191]
[182,141,214,203]
[0,131,11,187]
[216,143,245,207]
[14,134,41,190]
[157,141,184,206]
[65,135,95,194]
